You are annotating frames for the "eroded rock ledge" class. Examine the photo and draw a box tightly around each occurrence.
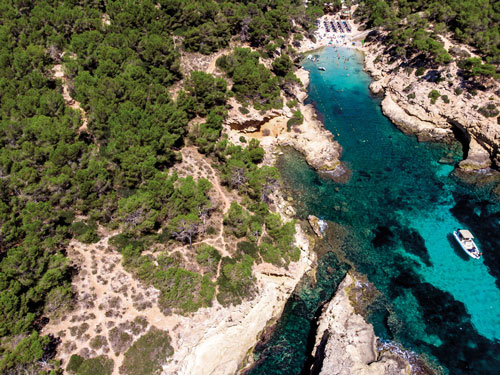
[311,273,432,375]
[364,37,500,171]
[224,68,349,182]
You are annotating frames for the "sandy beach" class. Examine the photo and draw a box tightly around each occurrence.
[297,13,371,54]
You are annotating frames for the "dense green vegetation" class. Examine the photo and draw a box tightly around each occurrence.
[0,0,314,373]
[66,355,113,375]
[217,48,283,110]
[120,327,173,375]
[109,138,299,312]
[357,0,500,67]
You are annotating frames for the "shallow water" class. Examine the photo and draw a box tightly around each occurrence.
[250,47,500,374]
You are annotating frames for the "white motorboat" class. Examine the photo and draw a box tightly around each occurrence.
[453,229,481,259]
[318,66,326,71]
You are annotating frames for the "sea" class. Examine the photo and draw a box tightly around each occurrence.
[247,47,500,375]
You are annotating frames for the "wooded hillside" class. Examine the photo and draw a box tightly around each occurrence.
[0,1,320,373]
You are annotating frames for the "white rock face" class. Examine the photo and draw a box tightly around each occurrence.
[165,224,314,375]
[459,137,492,170]
[363,38,500,170]
[381,93,451,142]
[312,274,411,375]
[225,98,284,132]
[224,68,348,179]
[308,215,324,238]
[176,275,299,375]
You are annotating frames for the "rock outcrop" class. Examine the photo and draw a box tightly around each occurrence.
[364,38,500,171]
[225,68,349,181]
[308,215,324,238]
[276,102,346,178]
[169,224,314,375]
[311,273,413,375]
[458,137,492,170]
[381,93,452,142]
[225,98,285,132]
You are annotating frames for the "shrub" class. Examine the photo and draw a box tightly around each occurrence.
[108,327,132,354]
[239,106,249,115]
[217,48,282,110]
[260,243,282,266]
[68,356,113,375]
[156,267,214,313]
[120,327,173,375]
[428,90,440,104]
[196,244,221,274]
[70,221,99,244]
[237,241,259,258]
[239,135,247,143]
[89,335,108,350]
[67,355,84,373]
[287,110,304,131]
[415,67,426,76]
[441,95,450,103]
[272,54,293,77]
[478,104,499,118]
[454,87,463,95]
[223,202,249,238]
[217,255,255,306]
[407,93,416,100]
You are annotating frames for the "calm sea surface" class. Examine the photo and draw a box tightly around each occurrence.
[248,47,500,375]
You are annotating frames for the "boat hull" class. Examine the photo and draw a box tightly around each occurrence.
[453,231,481,259]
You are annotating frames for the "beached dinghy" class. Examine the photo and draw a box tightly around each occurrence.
[453,229,481,259]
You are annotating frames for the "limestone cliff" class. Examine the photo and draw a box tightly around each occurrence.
[311,273,414,375]
[224,68,349,181]
[364,37,500,171]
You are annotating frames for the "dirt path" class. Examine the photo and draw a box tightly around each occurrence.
[206,48,231,75]
[168,147,238,258]
[438,34,478,57]
[52,64,88,133]
[42,233,180,375]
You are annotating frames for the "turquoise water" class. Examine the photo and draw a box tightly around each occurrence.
[249,47,500,374]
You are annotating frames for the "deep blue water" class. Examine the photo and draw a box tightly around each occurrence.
[249,47,500,374]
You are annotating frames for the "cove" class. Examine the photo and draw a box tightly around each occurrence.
[249,47,500,374]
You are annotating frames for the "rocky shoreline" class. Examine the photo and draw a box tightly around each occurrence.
[171,225,315,375]
[363,35,500,172]
[224,67,349,183]
[233,20,500,375]
[177,30,498,373]
[310,272,438,375]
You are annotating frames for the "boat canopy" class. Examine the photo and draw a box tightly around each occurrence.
[459,229,474,239]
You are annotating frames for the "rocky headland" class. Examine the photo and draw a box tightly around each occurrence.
[224,68,349,182]
[363,34,500,172]
[310,272,435,375]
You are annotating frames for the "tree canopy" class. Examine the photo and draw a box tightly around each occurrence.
[0,0,314,372]
[358,0,500,65]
